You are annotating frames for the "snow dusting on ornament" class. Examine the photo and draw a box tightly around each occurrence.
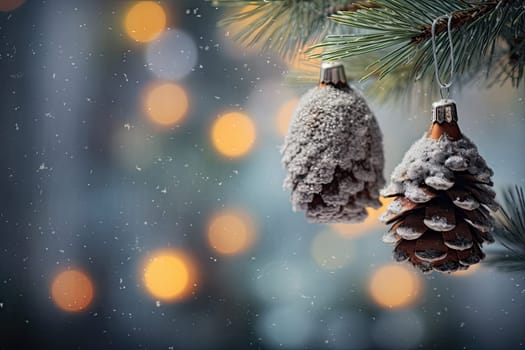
[381,135,497,209]
[281,63,384,223]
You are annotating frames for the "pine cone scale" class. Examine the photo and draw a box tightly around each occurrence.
[442,221,474,250]
[414,231,448,262]
[395,214,427,240]
[423,203,456,231]
[380,197,422,224]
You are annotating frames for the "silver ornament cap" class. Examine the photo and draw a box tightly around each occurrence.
[319,61,347,86]
[428,99,461,140]
[432,99,458,124]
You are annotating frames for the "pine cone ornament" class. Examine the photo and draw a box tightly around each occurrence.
[380,99,497,273]
[281,62,385,223]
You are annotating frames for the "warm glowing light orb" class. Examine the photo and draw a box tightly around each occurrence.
[143,250,196,301]
[143,82,189,126]
[276,98,299,137]
[369,264,422,308]
[211,112,256,158]
[125,1,166,43]
[331,197,394,238]
[51,270,94,312]
[208,210,256,255]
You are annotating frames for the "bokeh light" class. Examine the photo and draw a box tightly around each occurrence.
[257,304,314,349]
[143,82,189,126]
[145,29,198,80]
[311,231,353,270]
[207,209,256,256]
[331,197,394,238]
[124,1,166,43]
[211,112,256,158]
[51,269,94,312]
[142,250,197,302]
[372,310,425,350]
[276,98,299,137]
[0,0,25,11]
[369,264,422,308]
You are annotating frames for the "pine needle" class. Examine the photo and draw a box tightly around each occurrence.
[486,186,525,272]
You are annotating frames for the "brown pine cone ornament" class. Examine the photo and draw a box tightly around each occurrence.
[380,99,497,273]
[281,62,384,223]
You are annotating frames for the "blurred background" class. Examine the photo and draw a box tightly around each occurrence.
[1,1,525,349]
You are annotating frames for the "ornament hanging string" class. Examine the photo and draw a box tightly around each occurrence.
[431,14,455,99]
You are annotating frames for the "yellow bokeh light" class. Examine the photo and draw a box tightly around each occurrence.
[0,0,25,11]
[124,1,166,43]
[369,264,422,308]
[311,231,353,270]
[143,82,189,126]
[143,250,197,301]
[331,197,394,238]
[208,209,256,255]
[51,269,94,312]
[276,98,299,137]
[211,112,256,158]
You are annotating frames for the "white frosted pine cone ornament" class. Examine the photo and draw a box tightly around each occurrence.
[381,99,497,273]
[281,62,385,223]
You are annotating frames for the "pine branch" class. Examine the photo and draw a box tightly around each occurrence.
[411,1,507,44]
[486,186,525,272]
[325,1,382,16]
[312,0,525,87]
[212,0,372,60]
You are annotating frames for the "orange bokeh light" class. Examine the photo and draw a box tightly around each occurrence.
[143,82,189,126]
[369,264,422,308]
[276,98,299,137]
[0,0,25,11]
[331,197,394,238]
[51,270,94,312]
[124,1,166,43]
[211,112,256,158]
[208,209,256,255]
[142,250,197,302]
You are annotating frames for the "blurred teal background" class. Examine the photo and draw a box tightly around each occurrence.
[1,1,524,349]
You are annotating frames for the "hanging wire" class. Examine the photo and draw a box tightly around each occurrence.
[431,14,455,99]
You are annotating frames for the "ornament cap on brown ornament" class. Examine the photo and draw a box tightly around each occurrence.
[380,99,496,273]
[427,99,461,140]
[281,62,385,223]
